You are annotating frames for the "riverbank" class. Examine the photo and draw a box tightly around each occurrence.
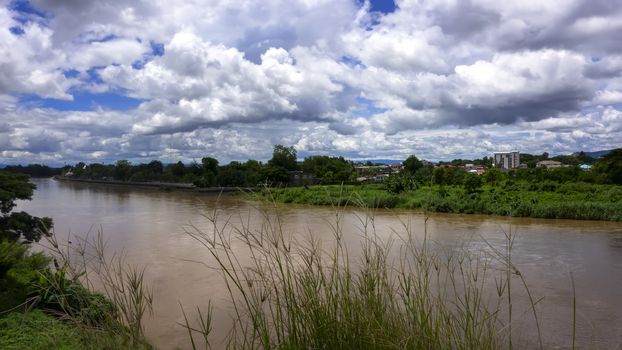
[0,237,153,350]
[54,176,622,221]
[54,176,256,193]
[252,183,622,221]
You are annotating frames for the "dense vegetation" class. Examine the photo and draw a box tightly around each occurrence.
[33,144,356,187]
[0,170,152,349]
[0,171,53,243]
[1,164,62,177]
[255,149,622,221]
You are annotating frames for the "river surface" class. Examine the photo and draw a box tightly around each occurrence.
[16,178,622,349]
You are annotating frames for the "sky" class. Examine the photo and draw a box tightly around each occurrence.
[1,0,621,165]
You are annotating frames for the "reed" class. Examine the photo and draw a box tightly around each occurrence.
[182,200,556,349]
[37,230,154,349]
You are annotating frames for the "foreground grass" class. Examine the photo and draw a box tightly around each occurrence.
[0,309,150,350]
[181,204,563,349]
[0,233,154,350]
[252,182,622,221]
[0,310,82,350]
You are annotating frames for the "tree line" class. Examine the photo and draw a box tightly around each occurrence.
[43,145,355,187]
[3,147,621,188]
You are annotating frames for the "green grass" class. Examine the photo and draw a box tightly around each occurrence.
[0,309,153,350]
[251,182,622,221]
[0,310,82,350]
[0,232,154,350]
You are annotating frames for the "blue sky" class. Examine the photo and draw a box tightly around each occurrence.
[1,0,621,165]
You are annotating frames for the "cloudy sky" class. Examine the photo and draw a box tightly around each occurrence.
[1,0,621,165]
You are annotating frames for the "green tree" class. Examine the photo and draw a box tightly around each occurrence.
[168,161,186,178]
[302,156,352,183]
[262,166,290,185]
[114,160,132,181]
[385,174,415,194]
[595,148,622,184]
[403,155,423,175]
[432,167,446,185]
[201,157,219,174]
[268,145,298,171]
[147,160,164,174]
[0,171,53,243]
[244,160,263,186]
[483,168,501,186]
[463,173,483,194]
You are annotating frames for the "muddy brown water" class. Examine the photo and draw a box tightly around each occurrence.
[16,178,622,349]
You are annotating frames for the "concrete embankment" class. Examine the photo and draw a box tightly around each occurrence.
[53,176,256,193]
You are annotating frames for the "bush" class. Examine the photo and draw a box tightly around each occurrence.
[0,240,50,311]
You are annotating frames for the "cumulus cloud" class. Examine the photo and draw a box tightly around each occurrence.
[1,0,621,165]
[0,7,73,99]
[100,32,356,134]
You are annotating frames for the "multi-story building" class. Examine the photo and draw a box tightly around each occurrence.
[493,151,520,169]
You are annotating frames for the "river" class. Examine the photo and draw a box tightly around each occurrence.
[16,178,622,349]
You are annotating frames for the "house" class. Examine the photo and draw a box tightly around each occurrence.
[579,164,593,171]
[464,163,476,171]
[536,160,563,169]
[493,151,520,169]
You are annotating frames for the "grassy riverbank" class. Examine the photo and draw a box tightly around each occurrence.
[0,237,153,350]
[252,182,622,221]
[0,309,151,350]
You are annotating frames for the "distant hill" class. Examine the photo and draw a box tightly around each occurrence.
[575,149,615,158]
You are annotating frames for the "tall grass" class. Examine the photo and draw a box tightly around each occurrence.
[37,230,154,349]
[182,201,553,349]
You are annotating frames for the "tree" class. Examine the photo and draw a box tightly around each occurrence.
[114,160,132,181]
[463,173,483,194]
[201,157,219,174]
[168,161,186,178]
[432,167,446,185]
[302,156,352,183]
[595,148,622,184]
[0,171,52,243]
[483,168,501,186]
[403,155,423,175]
[268,145,298,171]
[147,160,164,175]
[262,166,290,185]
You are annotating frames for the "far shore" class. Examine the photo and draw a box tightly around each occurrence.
[53,175,256,193]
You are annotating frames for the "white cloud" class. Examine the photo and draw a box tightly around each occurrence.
[68,38,151,71]
[593,90,622,105]
[0,7,73,99]
[1,0,622,165]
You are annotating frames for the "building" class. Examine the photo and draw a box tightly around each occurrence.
[536,160,563,169]
[579,164,593,171]
[493,151,520,169]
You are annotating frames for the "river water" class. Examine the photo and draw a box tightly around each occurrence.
[16,178,622,349]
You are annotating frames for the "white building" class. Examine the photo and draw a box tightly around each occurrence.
[494,151,520,169]
[536,160,563,169]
